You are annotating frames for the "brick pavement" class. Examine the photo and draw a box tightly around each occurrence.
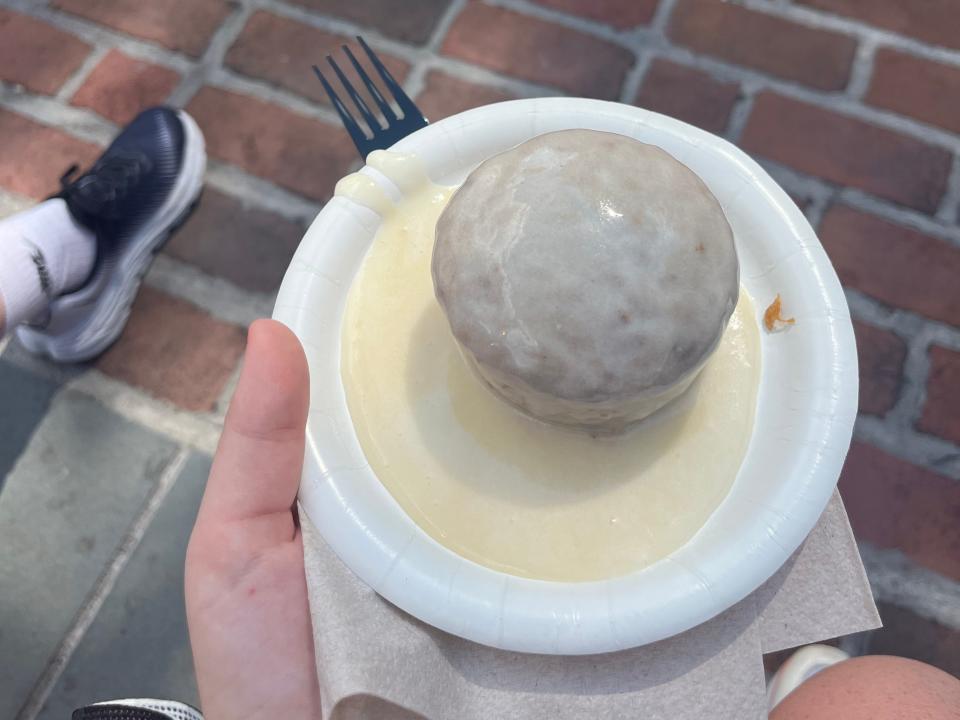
[0,0,958,714]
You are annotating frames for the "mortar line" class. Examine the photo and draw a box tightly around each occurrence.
[622,0,680,105]
[854,414,960,482]
[256,0,431,65]
[77,41,197,76]
[54,46,109,102]
[203,161,321,224]
[837,631,872,658]
[845,35,877,100]
[761,160,838,228]
[844,290,960,352]
[741,0,960,68]
[883,320,936,435]
[402,0,469,103]
[0,91,117,145]
[484,0,645,43]
[261,0,632,100]
[199,0,257,70]
[755,156,833,196]
[652,43,960,153]
[652,0,682,33]
[427,0,468,52]
[401,58,431,105]
[724,82,759,144]
[837,189,960,250]
[935,155,960,224]
[66,371,223,455]
[418,54,565,98]
[212,363,244,423]
[618,50,651,106]
[91,42,196,76]
[2,346,238,459]
[858,543,960,630]
[771,228,960,483]
[145,254,275,328]
[736,158,960,252]
[0,343,227,454]
[168,0,254,108]
[206,66,343,125]
[16,447,191,720]
[1,0,200,73]
[801,190,833,230]
[0,187,34,217]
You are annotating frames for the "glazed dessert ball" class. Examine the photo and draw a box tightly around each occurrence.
[431,129,738,434]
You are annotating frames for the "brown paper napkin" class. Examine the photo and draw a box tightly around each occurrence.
[302,490,880,720]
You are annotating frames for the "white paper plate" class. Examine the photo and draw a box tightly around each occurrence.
[273,98,857,655]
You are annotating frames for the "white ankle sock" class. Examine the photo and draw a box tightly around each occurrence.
[0,199,96,329]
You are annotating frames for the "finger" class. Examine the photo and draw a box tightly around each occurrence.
[198,319,309,529]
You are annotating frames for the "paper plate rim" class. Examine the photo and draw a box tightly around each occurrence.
[274,98,857,655]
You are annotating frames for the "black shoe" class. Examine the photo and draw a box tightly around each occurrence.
[17,107,206,362]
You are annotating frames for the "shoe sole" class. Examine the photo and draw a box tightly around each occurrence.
[17,110,207,363]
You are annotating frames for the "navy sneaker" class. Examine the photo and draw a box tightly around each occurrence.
[17,107,205,362]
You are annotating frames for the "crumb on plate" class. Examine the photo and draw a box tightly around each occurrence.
[763,294,795,332]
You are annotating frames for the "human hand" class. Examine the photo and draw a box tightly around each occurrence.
[185,319,320,719]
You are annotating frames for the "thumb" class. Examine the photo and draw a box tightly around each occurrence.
[194,319,309,545]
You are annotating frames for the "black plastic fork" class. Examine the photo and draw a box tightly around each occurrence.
[314,37,428,160]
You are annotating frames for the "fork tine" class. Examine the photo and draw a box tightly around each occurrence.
[343,45,397,124]
[326,55,381,135]
[312,64,369,155]
[357,36,425,123]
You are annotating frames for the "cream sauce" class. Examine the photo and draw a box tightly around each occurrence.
[339,157,762,582]
[334,173,394,216]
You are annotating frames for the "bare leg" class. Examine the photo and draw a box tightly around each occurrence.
[771,656,960,720]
